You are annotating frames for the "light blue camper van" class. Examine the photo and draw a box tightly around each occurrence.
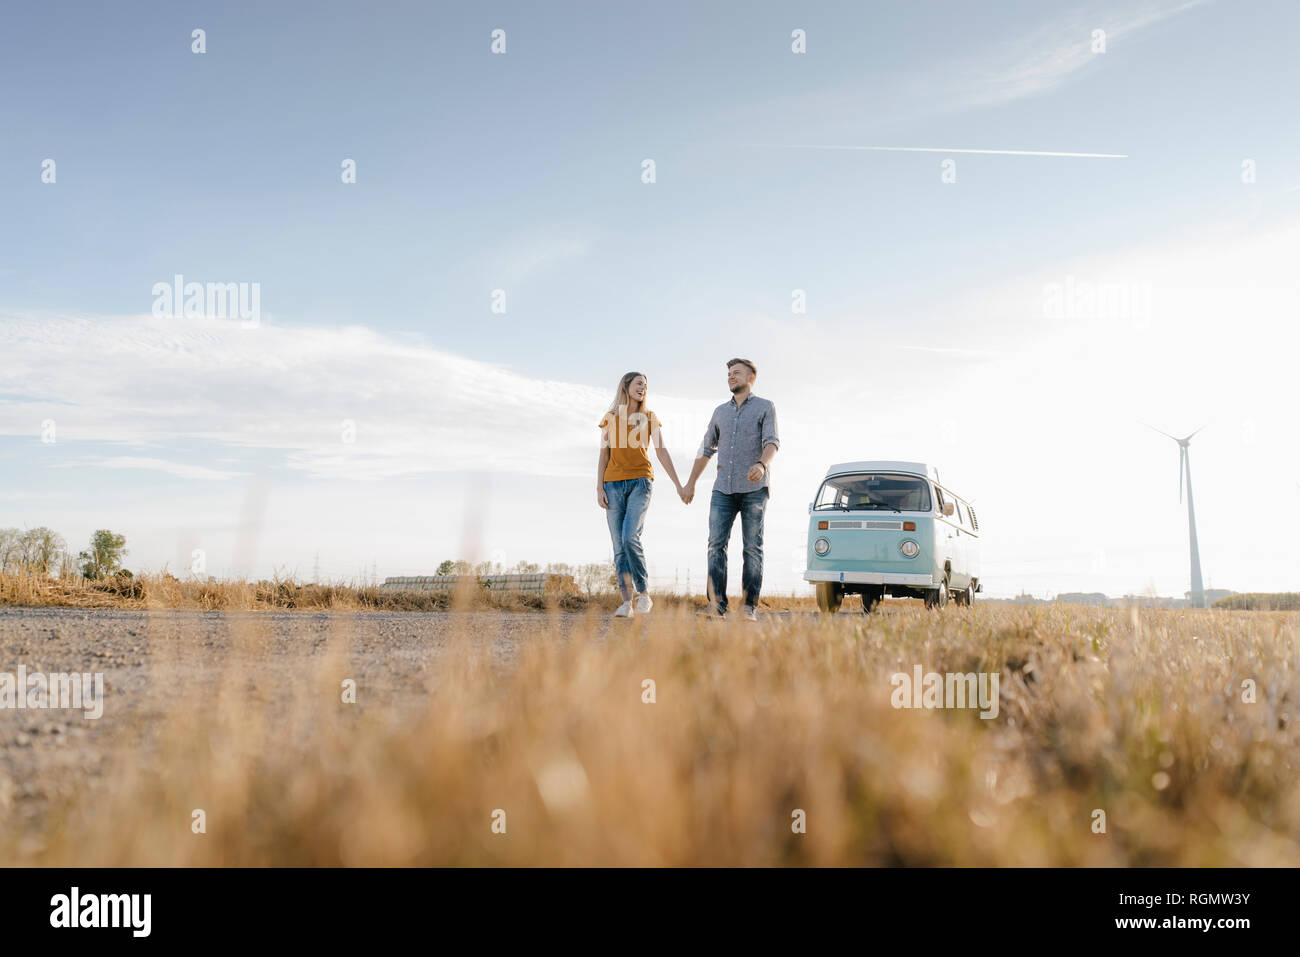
[804,461,981,613]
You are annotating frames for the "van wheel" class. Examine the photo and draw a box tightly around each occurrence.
[953,583,972,606]
[925,576,949,610]
[816,582,843,614]
[861,586,884,615]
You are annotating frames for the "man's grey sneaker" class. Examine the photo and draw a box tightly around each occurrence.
[696,603,725,619]
[741,606,758,622]
[614,600,635,618]
[634,593,653,614]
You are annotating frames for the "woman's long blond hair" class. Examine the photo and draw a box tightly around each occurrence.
[605,372,653,449]
[607,371,649,416]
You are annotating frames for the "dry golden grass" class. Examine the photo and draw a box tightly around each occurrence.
[0,569,821,614]
[2,599,1297,866]
[1215,593,1300,611]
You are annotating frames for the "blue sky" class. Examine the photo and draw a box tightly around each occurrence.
[2,0,1298,596]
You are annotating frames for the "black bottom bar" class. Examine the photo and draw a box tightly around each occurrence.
[0,867,1278,942]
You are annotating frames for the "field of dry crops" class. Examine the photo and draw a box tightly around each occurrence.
[0,594,1297,866]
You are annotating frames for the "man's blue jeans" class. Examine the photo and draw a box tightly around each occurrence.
[706,487,768,613]
[604,477,652,601]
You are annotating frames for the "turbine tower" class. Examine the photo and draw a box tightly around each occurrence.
[1149,425,1206,607]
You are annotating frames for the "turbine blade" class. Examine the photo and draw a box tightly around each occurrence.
[1143,422,1179,441]
[1183,424,1208,443]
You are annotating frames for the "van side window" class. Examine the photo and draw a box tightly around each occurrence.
[935,487,946,512]
[956,502,967,526]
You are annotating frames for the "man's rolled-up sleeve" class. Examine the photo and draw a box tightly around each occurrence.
[697,411,719,458]
[762,402,780,450]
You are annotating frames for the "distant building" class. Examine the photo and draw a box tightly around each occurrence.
[1116,594,1178,608]
[1054,592,1112,607]
[1012,592,1048,606]
[1194,588,1234,606]
[983,589,1235,608]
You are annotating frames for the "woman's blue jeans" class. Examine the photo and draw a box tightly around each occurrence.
[604,477,652,600]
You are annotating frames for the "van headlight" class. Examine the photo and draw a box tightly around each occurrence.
[899,539,920,558]
[813,538,830,555]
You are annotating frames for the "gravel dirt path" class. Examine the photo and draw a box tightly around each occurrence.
[0,606,597,827]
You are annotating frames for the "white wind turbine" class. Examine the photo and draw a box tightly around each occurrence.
[1147,424,1207,607]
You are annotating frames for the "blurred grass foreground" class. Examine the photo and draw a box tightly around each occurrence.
[0,586,1297,865]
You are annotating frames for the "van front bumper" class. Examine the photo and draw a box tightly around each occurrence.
[804,570,935,587]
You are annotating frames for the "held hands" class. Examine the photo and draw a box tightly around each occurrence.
[747,462,766,483]
[678,481,694,505]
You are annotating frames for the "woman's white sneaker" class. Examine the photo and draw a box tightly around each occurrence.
[634,593,653,614]
[614,600,635,618]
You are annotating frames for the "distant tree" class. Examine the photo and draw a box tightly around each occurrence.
[17,527,67,576]
[577,561,617,596]
[58,551,79,579]
[0,528,21,573]
[512,560,540,574]
[78,529,128,580]
[1214,592,1300,611]
[450,560,471,575]
[437,559,456,576]
[544,562,573,577]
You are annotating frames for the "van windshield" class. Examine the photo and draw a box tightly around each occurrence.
[814,473,932,512]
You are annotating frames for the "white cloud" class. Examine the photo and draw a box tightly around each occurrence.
[725,0,1210,141]
[0,311,710,482]
[492,232,590,287]
[82,456,250,481]
[967,0,1211,109]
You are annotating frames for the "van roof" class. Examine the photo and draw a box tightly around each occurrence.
[825,461,939,481]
